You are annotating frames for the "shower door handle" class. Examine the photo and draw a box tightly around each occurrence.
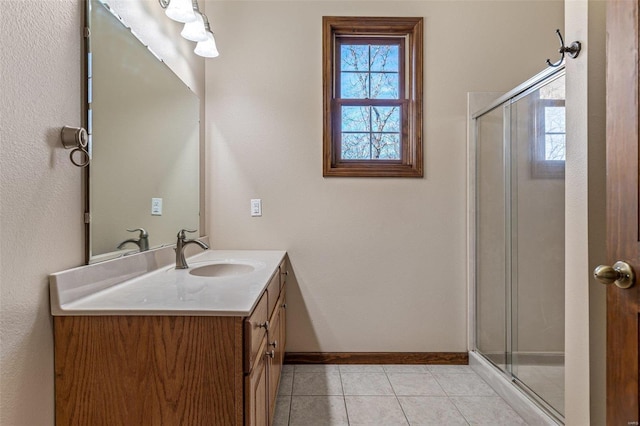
[593,261,635,289]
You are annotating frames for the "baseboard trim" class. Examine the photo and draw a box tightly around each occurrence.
[284,352,468,365]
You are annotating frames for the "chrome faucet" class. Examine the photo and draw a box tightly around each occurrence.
[117,228,149,252]
[175,229,209,269]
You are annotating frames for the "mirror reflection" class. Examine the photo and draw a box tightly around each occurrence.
[88,0,200,262]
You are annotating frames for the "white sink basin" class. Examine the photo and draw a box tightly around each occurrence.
[189,262,256,277]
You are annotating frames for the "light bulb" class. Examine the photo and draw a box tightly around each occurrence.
[181,12,207,42]
[194,32,219,58]
[165,0,196,23]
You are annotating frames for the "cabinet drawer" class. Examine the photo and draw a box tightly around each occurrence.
[266,270,280,320]
[244,292,268,373]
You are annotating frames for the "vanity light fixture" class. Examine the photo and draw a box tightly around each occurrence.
[194,15,219,58]
[180,0,208,42]
[162,0,196,23]
[160,0,219,58]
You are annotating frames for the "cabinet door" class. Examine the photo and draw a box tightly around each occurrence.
[267,308,281,425]
[267,287,287,425]
[279,288,286,359]
[244,292,268,373]
[245,339,269,426]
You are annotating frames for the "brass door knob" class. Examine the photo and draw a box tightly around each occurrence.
[593,261,635,289]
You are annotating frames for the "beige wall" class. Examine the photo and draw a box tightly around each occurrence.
[204,0,564,352]
[0,1,203,424]
[564,0,606,425]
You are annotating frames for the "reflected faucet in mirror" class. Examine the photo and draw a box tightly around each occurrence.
[117,228,150,252]
[175,229,209,269]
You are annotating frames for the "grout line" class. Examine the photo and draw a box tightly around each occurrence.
[337,364,351,425]
[385,369,412,425]
[286,368,294,425]
[447,396,472,426]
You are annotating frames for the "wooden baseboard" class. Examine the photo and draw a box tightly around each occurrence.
[284,352,468,365]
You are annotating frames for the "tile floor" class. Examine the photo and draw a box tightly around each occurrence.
[274,364,529,425]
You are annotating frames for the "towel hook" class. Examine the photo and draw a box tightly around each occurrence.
[546,29,581,68]
[60,126,90,168]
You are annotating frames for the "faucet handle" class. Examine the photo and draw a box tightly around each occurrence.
[126,228,148,238]
[177,228,198,239]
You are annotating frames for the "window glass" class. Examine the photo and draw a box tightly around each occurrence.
[543,106,566,161]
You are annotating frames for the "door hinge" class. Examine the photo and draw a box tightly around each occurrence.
[84,212,91,224]
[84,27,91,38]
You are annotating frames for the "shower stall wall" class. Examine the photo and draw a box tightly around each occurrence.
[473,66,566,422]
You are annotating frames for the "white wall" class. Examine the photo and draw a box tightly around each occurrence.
[204,0,564,352]
[0,1,204,424]
[1,3,83,424]
[564,0,607,425]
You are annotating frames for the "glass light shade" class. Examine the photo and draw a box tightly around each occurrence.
[165,0,196,23]
[181,13,208,42]
[194,32,219,58]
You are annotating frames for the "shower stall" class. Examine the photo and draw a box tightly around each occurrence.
[472,66,565,422]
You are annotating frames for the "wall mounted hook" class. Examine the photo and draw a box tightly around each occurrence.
[546,29,581,68]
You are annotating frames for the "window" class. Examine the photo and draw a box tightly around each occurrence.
[532,75,565,178]
[323,17,423,177]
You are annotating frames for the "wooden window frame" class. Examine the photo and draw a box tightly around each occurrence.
[322,16,424,177]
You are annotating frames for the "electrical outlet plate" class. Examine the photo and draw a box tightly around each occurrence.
[151,198,163,216]
[250,199,262,217]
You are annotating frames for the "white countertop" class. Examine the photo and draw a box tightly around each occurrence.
[49,249,287,316]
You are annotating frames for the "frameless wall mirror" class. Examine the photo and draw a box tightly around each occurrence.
[86,0,200,263]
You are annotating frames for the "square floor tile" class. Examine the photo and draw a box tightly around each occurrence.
[398,396,468,425]
[434,373,496,396]
[273,395,291,426]
[451,396,528,425]
[383,364,429,373]
[387,373,446,396]
[289,396,349,426]
[278,372,293,396]
[339,364,385,373]
[296,364,340,373]
[341,373,394,396]
[427,365,476,374]
[282,364,295,373]
[293,372,343,396]
[345,396,408,425]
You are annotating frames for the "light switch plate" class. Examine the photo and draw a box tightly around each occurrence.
[151,198,163,216]
[250,199,262,217]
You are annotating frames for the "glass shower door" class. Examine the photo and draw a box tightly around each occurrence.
[474,68,565,421]
[510,74,565,416]
[475,105,509,372]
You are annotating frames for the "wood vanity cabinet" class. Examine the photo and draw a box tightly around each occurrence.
[53,259,288,426]
[245,260,287,426]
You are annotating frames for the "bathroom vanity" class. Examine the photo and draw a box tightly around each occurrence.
[50,249,288,425]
